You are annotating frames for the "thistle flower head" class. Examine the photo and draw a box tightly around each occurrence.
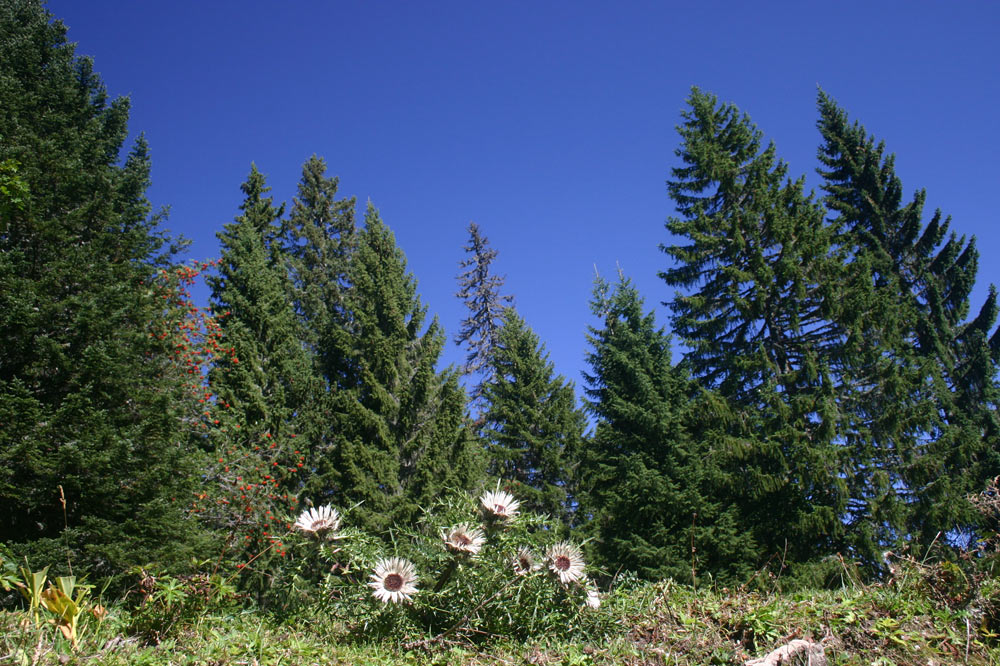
[294,505,342,538]
[584,586,601,609]
[479,485,520,522]
[545,541,586,586]
[368,557,418,604]
[442,523,486,555]
[512,546,539,576]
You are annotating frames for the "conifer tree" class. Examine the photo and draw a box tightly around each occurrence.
[279,156,357,497]
[817,93,1000,547]
[207,165,316,444]
[481,308,585,526]
[660,89,847,566]
[455,222,513,406]
[281,155,356,387]
[329,205,483,531]
[0,0,207,575]
[582,273,756,582]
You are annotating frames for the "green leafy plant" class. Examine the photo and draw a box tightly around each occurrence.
[14,564,49,626]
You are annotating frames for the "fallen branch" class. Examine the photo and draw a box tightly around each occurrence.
[745,639,826,665]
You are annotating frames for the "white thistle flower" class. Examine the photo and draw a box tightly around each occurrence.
[479,486,520,522]
[584,586,601,609]
[545,541,586,586]
[368,557,418,604]
[512,546,539,576]
[442,523,486,555]
[293,505,342,538]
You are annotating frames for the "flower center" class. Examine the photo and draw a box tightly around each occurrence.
[384,573,403,592]
[494,504,505,514]
[455,533,471,546]
[554,555,571,571]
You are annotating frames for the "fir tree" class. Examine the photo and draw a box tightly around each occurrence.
[0,0,207,575]
[660,88,847,566]
[582,273,756,582]
[455,222,513,406]
[329,205,483,532]
[481,308,586,526]
[817,93,1000,549]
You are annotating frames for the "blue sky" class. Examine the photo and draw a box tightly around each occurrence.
[48,1,1000,398]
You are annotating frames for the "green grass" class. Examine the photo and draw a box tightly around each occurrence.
[4,561,999,666]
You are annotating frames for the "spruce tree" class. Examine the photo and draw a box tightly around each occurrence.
[481,308,586,526]
[455,222,513,406]
[281,155,356,387]
[660,89,847,566]
[329,205,483,532]
[817,93,1000,548]
[279,156,357,499]
[582,273,756,582]
[0,0,207,575]
[207,164,316,444]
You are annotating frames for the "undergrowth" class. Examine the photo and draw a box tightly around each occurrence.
[3,556,1000,665]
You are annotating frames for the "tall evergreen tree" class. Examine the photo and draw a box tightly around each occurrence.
[207,164,316,445]
[582,273,756,582]
[455,222,513,406]
[281,155,356,387]
[817,93,1000,547]
[328,205,483,532]
[481,308,586,526]
[660,88,847,566]
[279,156,357,498]
[0,0,207,575]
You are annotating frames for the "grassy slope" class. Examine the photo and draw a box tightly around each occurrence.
[3,565,998,666]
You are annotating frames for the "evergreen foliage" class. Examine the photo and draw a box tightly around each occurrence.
[455,222,514,407]
[206,164,316,446]
[660,89,847,566]
[0,0,207,575]
[279,156,357,497]
[481,309,586,526]
[281,155,357,388]
[328,205,483,532]
[817,93,1000,550]
[582,273,755,582]
[3,0,996,592]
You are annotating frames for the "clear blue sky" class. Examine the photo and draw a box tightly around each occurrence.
[48,1,1000,398]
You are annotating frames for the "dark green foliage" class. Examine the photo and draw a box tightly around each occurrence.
[660,89,847,566]
[455,222,514,407]
[0,0,207,576]
[817,92,1000,550]
[207,164,316,444]
[481,309,585,526]
[279,157,357,501]
[582,273,755,582]
[281,155,356,388]
[328,205,484,532]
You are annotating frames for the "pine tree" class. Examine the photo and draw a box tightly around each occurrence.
[481,308,586,526]
[455,222,513,406]
[0,0,208,576]
[329,205,483,532]
[817,93,1000,548]
[660,88,847,566]
[582,273,756,582]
